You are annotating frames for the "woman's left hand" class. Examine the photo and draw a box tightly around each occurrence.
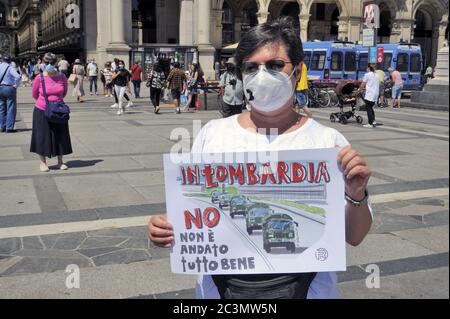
[338,146,371,200]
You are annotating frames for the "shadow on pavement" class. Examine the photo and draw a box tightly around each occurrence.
[65,159,104,168]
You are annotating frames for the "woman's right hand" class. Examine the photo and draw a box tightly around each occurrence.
[148,214,174,248]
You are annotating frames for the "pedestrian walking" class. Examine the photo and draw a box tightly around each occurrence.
[103,63,113,97]
[218,57,244,118]
[110,58,133,109]
[32,59,42,80]
[57,56,70,78]
[0,54,21,133]
[295,63,314,118]
[149,16,372,300]
[87,59,99,95]
[360,64,380,128]
[187,63,207,112]
[111,61,132,115]
[21,64,30,87]
[30,52,73,172]
[147,62,166,114]
[130,61,143,98]
[388,67,403,109]
[166,62,186,114]
[72,59,85,103]
[375,65,387,108]
[424,65,434,84]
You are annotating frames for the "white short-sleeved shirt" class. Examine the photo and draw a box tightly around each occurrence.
[362,72,380,102]
[190,115,350,299]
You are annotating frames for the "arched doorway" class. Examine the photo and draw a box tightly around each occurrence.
[378,10,391,43]
[280,2,300,31]
[132,0,157,44]
[0,32,9,56]
[222,1,234,46]
[308,2,340,41]
[0,3,6,27]
[241,1,258,36]
[414,8,434,67]
[330,8,339,39]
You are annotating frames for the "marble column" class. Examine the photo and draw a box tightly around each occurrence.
[211,9,223,49]
[107,0,131,66]
[179,0,194,46]
[348,17,362,43]
[234,15,242,43]
[197,0,215,80]
[257,0,271,24]
[338,17,349,41]
[391,19,414,43]
[299,14,310,43]
[438,18,449,51]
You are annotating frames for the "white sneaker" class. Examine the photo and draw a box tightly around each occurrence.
[116,108,124,115]
[372,121,377,126]
[363,124,375,128]
[111,103,118,108]
[126,101,133,108]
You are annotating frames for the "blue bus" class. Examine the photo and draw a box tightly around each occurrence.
[356,43,424,91]
[303,41,358,81]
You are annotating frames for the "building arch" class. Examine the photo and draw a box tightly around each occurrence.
[222,0,235,45]
[0,2,6,27]
[412,0,447,18]
[307,1,342,41]
[239,0,258,34]
[279,1,300,29]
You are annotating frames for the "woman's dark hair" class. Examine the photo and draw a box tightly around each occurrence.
[153,63,162,73]
[174,62,181,68]
[368,64,375,72]
[43,52,57,65]
[235,16,304,79]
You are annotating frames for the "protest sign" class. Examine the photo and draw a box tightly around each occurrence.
[163,148,346,275]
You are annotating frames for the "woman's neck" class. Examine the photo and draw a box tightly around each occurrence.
[250,106,301,135]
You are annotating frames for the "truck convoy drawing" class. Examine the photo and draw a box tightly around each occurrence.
[211,190,223,204]
[229,195,252,218]
[245,203,274,235]
[218,193,233,209]
[262,214,299,254]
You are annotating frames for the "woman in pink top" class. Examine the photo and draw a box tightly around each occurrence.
[30,52,73,172]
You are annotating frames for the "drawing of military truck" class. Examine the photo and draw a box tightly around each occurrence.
[218,193,233,209]
[211,190,223,204]
[245,203,274,235]
[262,214,299,254]
[229,195,252,219]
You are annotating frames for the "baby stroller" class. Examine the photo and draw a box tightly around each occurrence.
[330,80,364,125]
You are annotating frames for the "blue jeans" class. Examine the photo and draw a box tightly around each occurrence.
[132,80,141,98]
[0,86,17,130]
[392,85,403,99]
[296,91,308,107]
[89,76,98,93]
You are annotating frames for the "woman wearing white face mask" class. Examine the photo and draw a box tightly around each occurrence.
[148,17,373,299]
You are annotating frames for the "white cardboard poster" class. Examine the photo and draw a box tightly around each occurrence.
[163,148,346,275]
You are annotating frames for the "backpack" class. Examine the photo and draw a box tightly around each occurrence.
[212,273,317,299]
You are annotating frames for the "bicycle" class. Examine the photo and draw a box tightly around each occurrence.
[307,81,332,108]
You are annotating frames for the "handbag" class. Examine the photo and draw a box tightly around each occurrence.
[68,73,77,84]
[40,73,71,124]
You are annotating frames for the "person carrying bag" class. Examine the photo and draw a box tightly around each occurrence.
[40,70,71,124]
[30,52,73,173]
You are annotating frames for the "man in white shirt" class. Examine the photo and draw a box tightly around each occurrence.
[360,64,380,128]
[87,59,99,95]
[58,56,70,78]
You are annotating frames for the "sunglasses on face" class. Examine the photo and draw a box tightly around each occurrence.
[241,59,293,75]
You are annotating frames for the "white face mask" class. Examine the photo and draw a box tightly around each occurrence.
[243,66,296,113]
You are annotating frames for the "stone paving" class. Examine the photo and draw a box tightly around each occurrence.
[0,86,448,298]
